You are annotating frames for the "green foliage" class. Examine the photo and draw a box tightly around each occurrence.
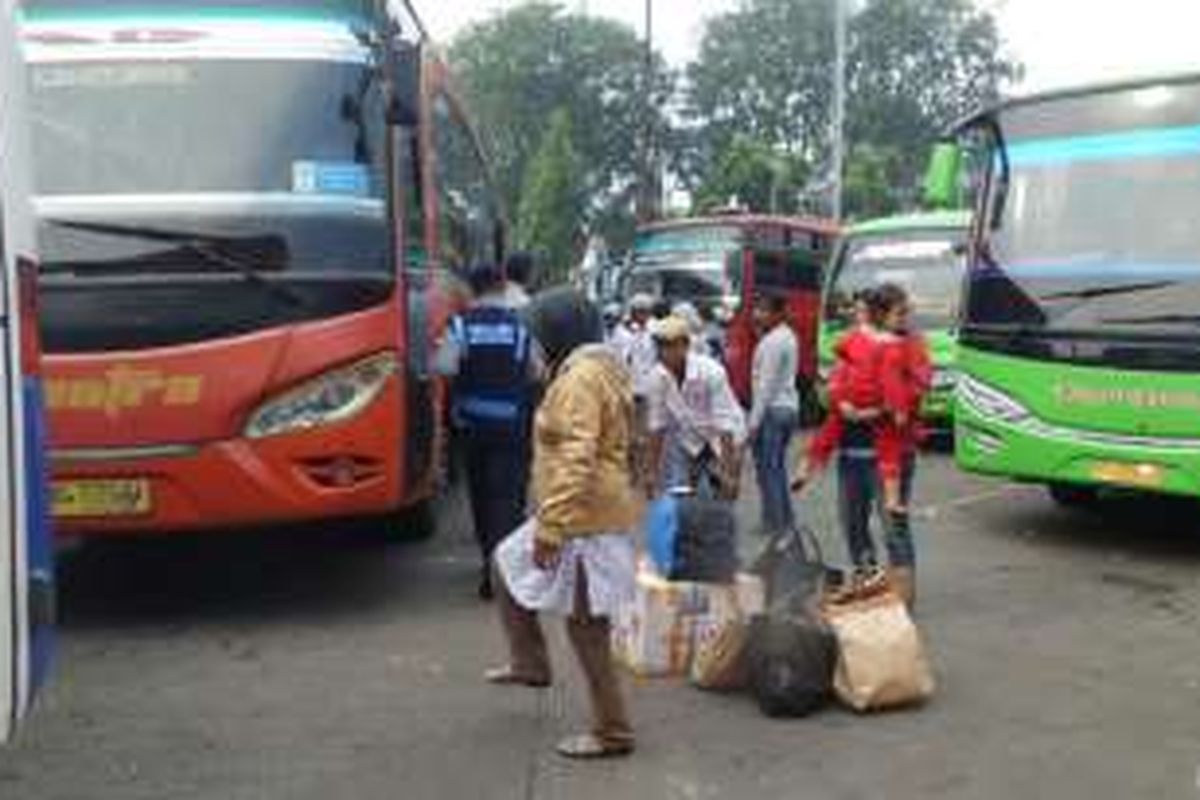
[846,0,1022,195]
[693,135,809,214]
[684,0,1020,218]
[516,109,583,282]
[450,2,672,235]
[843,144,905,219]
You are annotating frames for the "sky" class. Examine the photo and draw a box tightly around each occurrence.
[421,0,1200,94]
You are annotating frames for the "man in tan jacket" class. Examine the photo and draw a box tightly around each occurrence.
[491,288,641,760]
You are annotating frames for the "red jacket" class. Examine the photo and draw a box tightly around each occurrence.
[878,331,932,423]
[828,327,884,410]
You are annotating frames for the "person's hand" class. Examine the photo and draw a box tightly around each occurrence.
[533,536,562,571]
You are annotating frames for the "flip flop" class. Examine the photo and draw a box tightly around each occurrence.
[484,666,551,688]
[556,733,635,760]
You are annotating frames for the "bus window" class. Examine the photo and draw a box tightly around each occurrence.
[433,94,497,272]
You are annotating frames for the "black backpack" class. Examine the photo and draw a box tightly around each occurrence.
[747,525,838,718]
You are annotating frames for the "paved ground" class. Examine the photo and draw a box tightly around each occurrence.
[4,452,1200,799]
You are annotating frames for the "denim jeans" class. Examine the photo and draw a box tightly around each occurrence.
[837,449,917,569]
[752,406,799,535]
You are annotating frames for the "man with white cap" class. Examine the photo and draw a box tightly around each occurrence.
[609,294,659,483]
[644,315,745,498]
[609,293,658,396]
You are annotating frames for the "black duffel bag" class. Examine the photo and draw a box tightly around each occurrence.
[747,524,838,718]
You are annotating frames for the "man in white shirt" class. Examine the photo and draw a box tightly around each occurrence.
[748,294,801,535]
[609,293,658,397]
[645,316,745,498]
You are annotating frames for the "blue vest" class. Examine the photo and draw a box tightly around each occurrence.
[452,305,533,434]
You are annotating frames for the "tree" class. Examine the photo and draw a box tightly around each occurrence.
[450,3,673,239]
[683,0,833,189]
[684,0,1020,218]
[693,135,809,214]
[846,0,1022,195]
[516,109,583,282]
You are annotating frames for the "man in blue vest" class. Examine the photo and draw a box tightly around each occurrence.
[438,263,544,599]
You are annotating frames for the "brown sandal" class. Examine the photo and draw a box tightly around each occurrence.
[484,665,551,688]
[556,733,635,760]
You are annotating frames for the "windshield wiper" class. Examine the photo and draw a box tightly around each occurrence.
[1037,280,1178,302]
[46,219,306,307]
[1101,313,1200,327]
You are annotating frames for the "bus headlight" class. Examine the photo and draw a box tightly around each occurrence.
[931,368,958,391]
[245,352,397,440]
[957,374,1030,424]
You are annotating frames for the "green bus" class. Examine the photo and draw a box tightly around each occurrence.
[933,75,1200,506]
[820,210,969,427]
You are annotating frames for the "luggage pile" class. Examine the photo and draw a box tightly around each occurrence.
[613,488,936,717]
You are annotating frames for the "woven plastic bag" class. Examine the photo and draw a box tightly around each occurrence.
[825,590,935,712]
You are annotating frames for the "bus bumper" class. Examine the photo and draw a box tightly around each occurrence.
[49,384,418,536]
[955,395,1200,498]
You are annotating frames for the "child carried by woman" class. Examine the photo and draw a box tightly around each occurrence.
[794,283,931,604]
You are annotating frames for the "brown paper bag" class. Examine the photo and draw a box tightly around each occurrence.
[824,590,935,712]
[691,585,747,690]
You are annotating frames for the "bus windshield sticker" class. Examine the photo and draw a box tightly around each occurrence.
[292,161,370,197]
[857,240,951,262]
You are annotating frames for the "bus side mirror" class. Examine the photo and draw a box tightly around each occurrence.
[387,41,421,128]
[923,142,963,210]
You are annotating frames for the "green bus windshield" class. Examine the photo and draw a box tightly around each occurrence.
[968,81,1200,342]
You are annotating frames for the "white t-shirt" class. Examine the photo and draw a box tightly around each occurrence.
[749,323,800,430]
[646,353,747,456]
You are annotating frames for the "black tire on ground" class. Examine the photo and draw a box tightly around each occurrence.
[363,498,438,545]
[1047,482,1100,509]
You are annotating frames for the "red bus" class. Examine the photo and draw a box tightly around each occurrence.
[626,215,839,408]
[23,0,504,538]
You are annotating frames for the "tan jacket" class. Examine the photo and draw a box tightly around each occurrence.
[533,345,641,544]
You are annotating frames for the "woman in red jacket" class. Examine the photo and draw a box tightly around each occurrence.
[872,283,931,606]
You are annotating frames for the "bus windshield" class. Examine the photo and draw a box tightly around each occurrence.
[29,57,389,276]
[968,80,1200,338]
[628,225,741,309]
[829,230,965,330]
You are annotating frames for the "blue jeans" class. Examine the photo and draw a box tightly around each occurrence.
[753,406,798,535]
[837,449,917,569]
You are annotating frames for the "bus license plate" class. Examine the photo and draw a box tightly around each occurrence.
[1090,461,1164,489]
[52,479,152,518]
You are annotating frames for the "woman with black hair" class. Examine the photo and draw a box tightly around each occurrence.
[490,288,641,759]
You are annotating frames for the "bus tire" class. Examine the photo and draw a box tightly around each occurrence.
[1047,483,1100,510]
[367,499,437,545]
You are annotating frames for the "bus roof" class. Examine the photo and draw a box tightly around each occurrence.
[22,0,376,24]
[956,71,1200,131]
[637,214,841,238]
[846,210,969,238]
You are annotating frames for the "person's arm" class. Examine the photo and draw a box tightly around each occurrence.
[535,372,604,547]
[433,316,464,377]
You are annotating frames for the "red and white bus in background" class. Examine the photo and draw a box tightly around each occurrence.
[627,215,839,411]
[2,0,54,743]
[22,0,504,539]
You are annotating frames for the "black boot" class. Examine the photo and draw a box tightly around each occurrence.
[478,564,495,602]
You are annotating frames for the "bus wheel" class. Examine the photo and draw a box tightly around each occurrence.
[367,499,437,544]
[1048,483,1100,510]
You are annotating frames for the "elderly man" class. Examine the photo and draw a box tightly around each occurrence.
[644,316,746,498]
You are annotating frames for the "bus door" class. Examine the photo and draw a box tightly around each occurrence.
[1,0,54,744]
[726,232,827,410]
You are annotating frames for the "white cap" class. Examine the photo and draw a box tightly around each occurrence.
[629,293,655,312]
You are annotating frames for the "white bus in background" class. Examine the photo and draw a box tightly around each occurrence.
[1,0,54,744]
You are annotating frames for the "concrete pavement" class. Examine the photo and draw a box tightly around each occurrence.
[4,454,1200,799]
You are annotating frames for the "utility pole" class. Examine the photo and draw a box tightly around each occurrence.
[637,0,658,222]
[830,0,847,222]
